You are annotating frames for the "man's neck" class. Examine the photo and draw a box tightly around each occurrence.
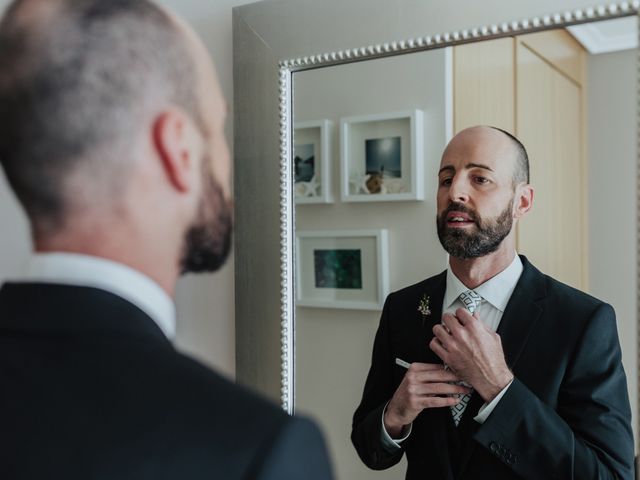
[449,244,516,290]
[34,233,180,298]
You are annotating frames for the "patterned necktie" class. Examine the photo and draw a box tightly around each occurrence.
[450,290,483,426]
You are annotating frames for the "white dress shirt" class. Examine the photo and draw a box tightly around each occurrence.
[10,252,176,339]
[382,254,523,450]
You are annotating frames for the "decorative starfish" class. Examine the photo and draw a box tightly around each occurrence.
[295,175,320,197]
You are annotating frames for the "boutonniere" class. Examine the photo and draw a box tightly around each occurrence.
[418,293,431,326]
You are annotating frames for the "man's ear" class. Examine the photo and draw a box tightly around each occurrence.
[514,184,534,219]
[152,109,203,193]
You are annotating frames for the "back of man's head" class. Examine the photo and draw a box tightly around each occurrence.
[0,0,200,237]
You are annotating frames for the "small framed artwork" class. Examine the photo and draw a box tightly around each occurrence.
[296,229,389,310]
[340,110,424,202]
[294,120,332,204]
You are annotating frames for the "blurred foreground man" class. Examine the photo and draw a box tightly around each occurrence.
[351,126,634,479]
[0,1,332,478]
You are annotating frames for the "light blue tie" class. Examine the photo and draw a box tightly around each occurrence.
[450,290,483,426]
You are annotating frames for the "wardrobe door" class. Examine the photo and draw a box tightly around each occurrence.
[453,37,515,133]
[516,32,586,290]
[453,31,587,290]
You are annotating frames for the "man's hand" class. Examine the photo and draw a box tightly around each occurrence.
[383,363,471,437]
[430,308,514,403]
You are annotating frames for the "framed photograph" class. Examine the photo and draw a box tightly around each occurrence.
[296,229,389,310]
[294,120,332,204]
[340,110,424,202]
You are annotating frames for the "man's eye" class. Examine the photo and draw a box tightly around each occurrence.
[474,176,489,185]
[440,178,452,186]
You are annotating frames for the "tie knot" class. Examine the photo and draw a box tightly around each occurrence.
[459,290,482,314]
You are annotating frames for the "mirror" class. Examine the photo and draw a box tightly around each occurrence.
[292,16,638,479]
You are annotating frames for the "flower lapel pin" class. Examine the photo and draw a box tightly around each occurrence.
[418,293,431,326]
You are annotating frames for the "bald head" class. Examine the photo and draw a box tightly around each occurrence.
[0,0,202,234]
[444,126,529,186]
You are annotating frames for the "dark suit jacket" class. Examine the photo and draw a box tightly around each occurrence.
[0,283,333,480]
[352,256,634,479]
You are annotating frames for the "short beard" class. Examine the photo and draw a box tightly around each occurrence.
[180,167,233,274]
[436,199,513,259]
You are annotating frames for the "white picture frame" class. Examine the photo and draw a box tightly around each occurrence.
[340,110,424,202]
[296,229,389,310]
[294,120,332,204]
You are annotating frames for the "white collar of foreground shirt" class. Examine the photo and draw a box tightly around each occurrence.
[444,254,523,312]
[13,252,176,340]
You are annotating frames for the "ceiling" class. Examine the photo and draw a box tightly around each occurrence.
[568,16,638,54]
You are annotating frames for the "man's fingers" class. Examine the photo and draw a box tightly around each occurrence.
[409,382,471,396]
[407,367,460,384]
[420,396,463,408]
[430,328,449,348]
[406,362,447,372]
[429,336,449,362]
[425,369,462,383]
[455,307,476,325]
[442,313,463,332]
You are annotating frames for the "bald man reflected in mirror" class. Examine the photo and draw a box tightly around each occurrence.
[351,126,634,479]
[0,1,333,478]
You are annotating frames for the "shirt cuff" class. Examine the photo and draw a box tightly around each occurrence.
[380,402,412,451]
[474,380,514,424]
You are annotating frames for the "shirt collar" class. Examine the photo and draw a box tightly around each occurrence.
[15,253,176,339]
[444,254,523,312]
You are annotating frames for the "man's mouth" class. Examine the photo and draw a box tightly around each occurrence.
[446,211,475,227]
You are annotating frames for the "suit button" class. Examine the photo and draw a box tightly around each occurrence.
[490,442,498,453]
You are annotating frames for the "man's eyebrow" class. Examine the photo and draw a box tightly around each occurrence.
[438,163,495,175]
[466,162,494,172]
[438,165,455,175]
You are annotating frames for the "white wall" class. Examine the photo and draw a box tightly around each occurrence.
[0,0,256,378]
[587,48,638,445]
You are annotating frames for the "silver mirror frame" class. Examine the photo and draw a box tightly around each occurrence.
[232,0,640,418]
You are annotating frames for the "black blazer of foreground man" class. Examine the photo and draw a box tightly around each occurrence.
[0,279,332,480]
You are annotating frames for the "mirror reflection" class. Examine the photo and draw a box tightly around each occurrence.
[294,17,638,479]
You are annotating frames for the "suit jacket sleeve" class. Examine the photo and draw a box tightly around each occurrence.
[351,295,406,470]
[474,303,635,480]
[253,416,334,480]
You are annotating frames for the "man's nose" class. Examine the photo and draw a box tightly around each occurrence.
[448,177,470,203]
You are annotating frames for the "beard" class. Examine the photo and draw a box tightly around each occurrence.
[436,199,513,259]
[180,160,233,274]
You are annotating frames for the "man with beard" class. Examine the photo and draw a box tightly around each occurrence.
[0,1,333,479]
[351,126,633,479]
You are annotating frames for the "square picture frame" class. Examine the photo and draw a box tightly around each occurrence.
[340,110,424,202]
[293,120,333,204]
[296,229,389,310]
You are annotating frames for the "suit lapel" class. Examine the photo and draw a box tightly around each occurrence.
[422,271,447,334]
[494,256,546,369]
[456,256,546,478]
